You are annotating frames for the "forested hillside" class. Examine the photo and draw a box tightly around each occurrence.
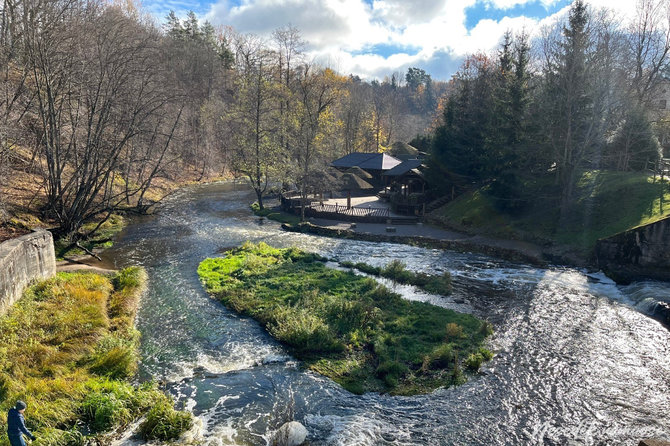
[0,0,442,241]
[426,0,670,253]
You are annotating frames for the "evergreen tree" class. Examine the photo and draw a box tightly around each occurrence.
[165,11,183,39]
[183,11,201,41]
[544,0,593,215]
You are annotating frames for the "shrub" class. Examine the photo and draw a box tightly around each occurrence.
[423,344,455,370]
[381,260,413,283]
[412,272,431,286]
[451,359,464,385]
[88,337,138,380]
[139,400,193,441]
[35,427,85,446]
[478,347,494,361]
[112,266,146,293]
[80,379,169,433]
[81,386,133,432]
[376,361,408,380]
[355,262,381,275]
[479,321,494,337]
[465,352,484,371]
[268,309,344,355]
[376,360,408,388]
[446,323,463,340]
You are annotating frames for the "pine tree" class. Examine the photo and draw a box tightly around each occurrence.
[164,11,183,40]
[544,0,593,215]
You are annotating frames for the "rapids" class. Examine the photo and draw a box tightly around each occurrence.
[98,182,670,445]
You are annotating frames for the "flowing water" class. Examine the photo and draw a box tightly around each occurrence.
[98,182,670,445]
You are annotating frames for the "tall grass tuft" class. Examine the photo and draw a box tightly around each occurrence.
[342,260,453,296]
[139,400,194,441]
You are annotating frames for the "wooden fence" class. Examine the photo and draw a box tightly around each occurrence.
[307,202,389,218]
[281,193,392,223]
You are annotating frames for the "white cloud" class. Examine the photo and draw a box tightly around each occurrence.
[486,0,561,9]
[371,0,451,27]
[202,0,641,80]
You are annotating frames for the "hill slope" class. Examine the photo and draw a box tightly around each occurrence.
[430,170,670,258]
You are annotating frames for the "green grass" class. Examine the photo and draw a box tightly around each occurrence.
[250,202,301,225]
[431,170,670,256]
[0,267,192,445]
[198,242,492,395]
[55,214,125,260]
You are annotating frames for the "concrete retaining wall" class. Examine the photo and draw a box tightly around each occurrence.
[596,217,670,283]
[0,230,56,315]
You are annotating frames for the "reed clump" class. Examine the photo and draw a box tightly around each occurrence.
[340,259,453,295]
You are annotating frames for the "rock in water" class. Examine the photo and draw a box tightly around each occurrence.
[273,421,308,446]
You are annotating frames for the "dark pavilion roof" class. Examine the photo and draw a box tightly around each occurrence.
[382,159,424,177]
[331,152,402,171]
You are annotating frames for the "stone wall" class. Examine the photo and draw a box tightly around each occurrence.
[0,230,56,315]
[596,217,670,283]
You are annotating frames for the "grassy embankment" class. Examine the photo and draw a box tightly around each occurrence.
[431,170,670,257]
[0,268,192,445]
[198,242,492,396]
[250,202,301,225]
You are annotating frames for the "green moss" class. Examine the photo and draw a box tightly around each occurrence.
[198,242,492,395]
[0,268,191,444]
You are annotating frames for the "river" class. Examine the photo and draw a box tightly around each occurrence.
[97,181,670,445]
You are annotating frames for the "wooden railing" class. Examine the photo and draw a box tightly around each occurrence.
[308,202,390,218]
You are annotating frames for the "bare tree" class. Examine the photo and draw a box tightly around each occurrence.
[24,1,181,237]
[627,0,670,106]
[225,34,281,210]
[291,65,345,221]
[273,25,304,173]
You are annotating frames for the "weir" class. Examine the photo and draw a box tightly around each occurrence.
[596,215,670,283]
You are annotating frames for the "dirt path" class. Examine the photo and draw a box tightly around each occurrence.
[57,258,117,274]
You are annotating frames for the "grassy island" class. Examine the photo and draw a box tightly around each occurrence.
[198,242,493,395]
[0,268,192,445]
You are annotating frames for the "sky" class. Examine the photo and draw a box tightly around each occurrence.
[144,0,640,80]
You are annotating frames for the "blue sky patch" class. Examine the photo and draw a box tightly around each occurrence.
[465,0,570,30]
[352,43,421,58]
[145,0,214,18]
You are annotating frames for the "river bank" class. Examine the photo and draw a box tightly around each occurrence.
[252,197,594,271]
[0,267,193,445]
[0,143,232,253]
